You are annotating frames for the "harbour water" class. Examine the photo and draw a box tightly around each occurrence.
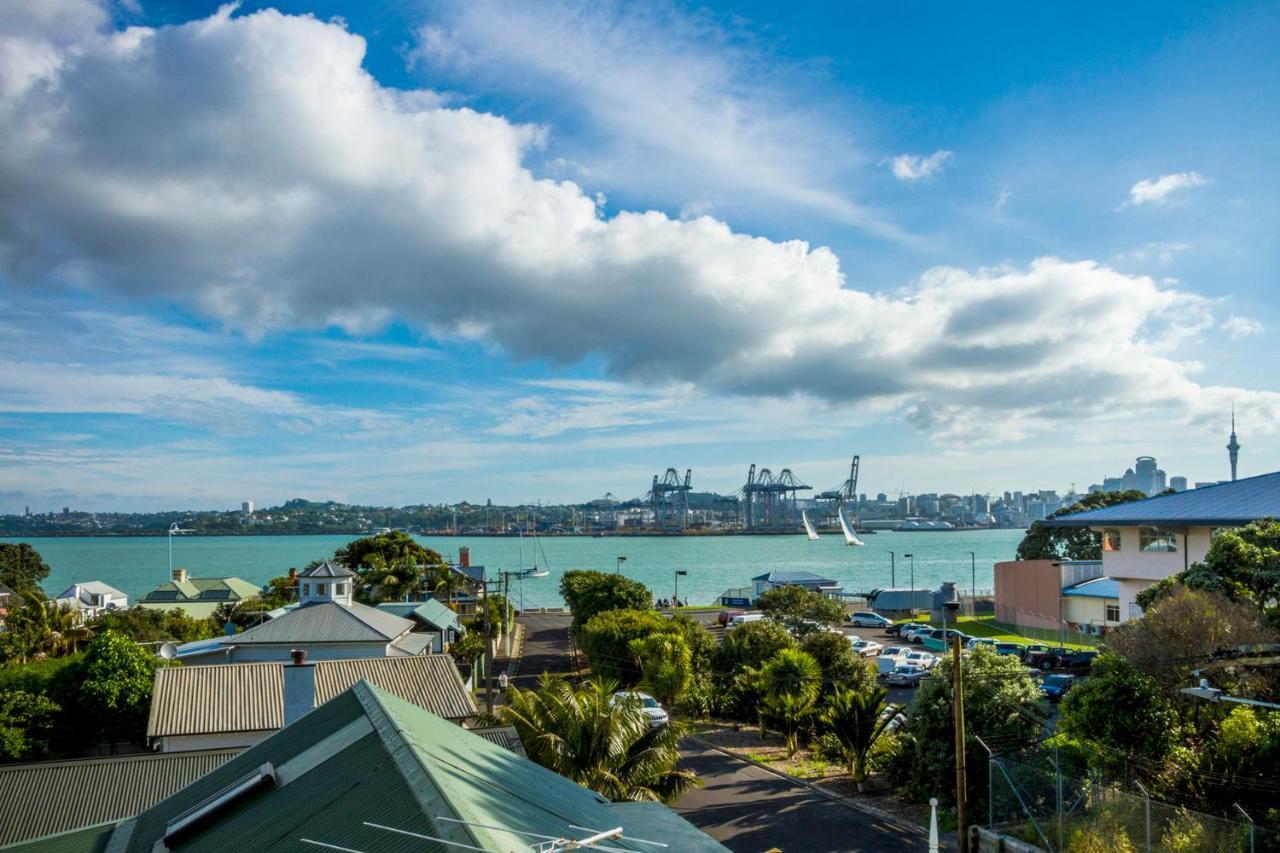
[4,529,1024,609]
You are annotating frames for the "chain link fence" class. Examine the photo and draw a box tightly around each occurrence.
[988,751,1256,852]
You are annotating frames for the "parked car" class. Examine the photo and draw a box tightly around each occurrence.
[1056,650,1098,672]
[1021,644,1051,663]
[847,611,893,629]
[886,621,924,638]
[885,664,929,687]
[904,625,934,644]
[994,642,1026,658]
[903,650,938,669]
[965,637,997,651]
[1025,646,1091,670]
[717,609,746,626]
[610,691,669,728]
[729,613,765,628]
[1040,674,1077,702]
[876,647,910,675]
[879,645,909,659]
[850,638,883,657]
[922,629,971,653]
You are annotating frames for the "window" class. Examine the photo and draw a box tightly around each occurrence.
[317,583,327,595]
[1105,604,1120,622]
[1139,527,1178,553]
[1101,528,1121,552]
[302,583,310,596]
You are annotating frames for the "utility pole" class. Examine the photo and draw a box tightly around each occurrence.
[482,579,493,714]
[953,634,968,853]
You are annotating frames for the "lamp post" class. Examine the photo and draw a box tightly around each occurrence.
[888,551,896,587]
[674,570,687,607]
[904,553,915,615]
[616,555,627,574]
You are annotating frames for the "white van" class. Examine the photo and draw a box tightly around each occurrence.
[729,612,765,627]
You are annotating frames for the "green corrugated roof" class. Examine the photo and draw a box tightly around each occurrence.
[376,599,465,635]
[6,682,725,853]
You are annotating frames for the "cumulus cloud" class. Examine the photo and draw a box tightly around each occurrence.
[890,150,953,181]
[1222,315,1264,340]
[0,6,1275,445]
[1124,171,1210,207]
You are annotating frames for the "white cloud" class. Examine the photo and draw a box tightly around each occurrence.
[0,6,1275,452]
[1125,171,1210,207]
[890,150,953,181]
[1222,315,1264,340]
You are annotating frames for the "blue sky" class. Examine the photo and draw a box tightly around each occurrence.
[0,0,1277,511]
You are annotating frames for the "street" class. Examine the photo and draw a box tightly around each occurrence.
[674,741,923,853]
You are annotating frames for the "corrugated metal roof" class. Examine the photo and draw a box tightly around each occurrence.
[140,577,261,606]
[469,725,526,756]
[148,663,284,737]
[148,656,475,738]
[1043,471,1280,527]
[1062,577,1121,599]
[230,600,410,644]
[0,822,115,853]
[0,750,238,845]
[377,599,465,634]
[388,632,434,656]
[752,570,837,584]
[298,560,356,578]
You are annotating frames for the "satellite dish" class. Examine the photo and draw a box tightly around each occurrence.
[159,642,178,660]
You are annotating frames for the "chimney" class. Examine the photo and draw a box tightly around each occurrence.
[459,547,471,568]
[283,649,315,726]
[172,567,188,583]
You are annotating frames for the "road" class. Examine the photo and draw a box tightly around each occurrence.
[674,741,923,853]
[511,611,576,686]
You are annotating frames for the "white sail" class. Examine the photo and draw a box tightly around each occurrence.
[838,507,864,546]
[802,510,819,540]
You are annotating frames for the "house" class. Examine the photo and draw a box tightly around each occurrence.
[171,561,430,663]
[10,680,729,852]
[139,568,263,619]
[0,749,240,846]
[53,581,128,620]
[1041,471,1280,620]
[1061,576,1122,633]
[0,582,22,629]
[751,570,843,599]
[376,598,465,653]
[994,560,1105,633]
[147,653,476,752]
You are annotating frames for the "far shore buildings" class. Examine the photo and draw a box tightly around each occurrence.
[996,469,1280,632]
[139,568,261,619]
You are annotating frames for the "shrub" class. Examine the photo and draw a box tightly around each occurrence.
[560,571,652,630]
[712,619,795,681]
[802,631,876,700]
[580,609,674,685]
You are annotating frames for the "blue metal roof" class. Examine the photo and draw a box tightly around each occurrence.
[1062,577,1120,599]
[751,570,837,584]
[1043,470,1280,528]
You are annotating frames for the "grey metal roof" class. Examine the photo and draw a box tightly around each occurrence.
[147,655,476,738]
[388,632,434,656]
[298,560,356,578]
[377,598,465,634]
[469,725,527,756]
[1043,470,1280,528]
[751,570,837,584]
[0,749,239,846]
[230,600,411,644]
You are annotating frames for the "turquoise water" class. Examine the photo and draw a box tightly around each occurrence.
[3,530,1023,609]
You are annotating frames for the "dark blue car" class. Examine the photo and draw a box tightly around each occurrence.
[1040,674,1076,702]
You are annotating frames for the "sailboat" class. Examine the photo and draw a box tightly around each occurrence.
[801,510,820,541]
[838,506,865,546]
[518,516,551,578]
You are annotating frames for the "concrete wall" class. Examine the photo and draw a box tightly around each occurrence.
[994,560,1061,631]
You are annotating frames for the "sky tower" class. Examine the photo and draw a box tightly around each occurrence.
[1227,404,1241,481]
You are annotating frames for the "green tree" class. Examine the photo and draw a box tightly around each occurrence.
[0,689,61,762]
[801,631,877,701]
[669,613,717,674]
[821,685,902,790]
[890,647,1041,809]
[68,630,161,749]
[756,585,845,637]
[629,632,692,705]
[448,630,487,667]
[580,609,675,685]
[559,570,653,630]
[0,543,51,594]
[1016,490,1148,560]
[711,619,796,682]
[496,675,700,803]
[1179,519,1280,610]
[331,531,447,603]
[1059,652,1179,772]
[761,648,821,755]
[93,606,220,644]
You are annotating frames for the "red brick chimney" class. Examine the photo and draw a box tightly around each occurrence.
[458,547,471,568]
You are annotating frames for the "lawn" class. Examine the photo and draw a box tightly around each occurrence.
[893,613,1099,650]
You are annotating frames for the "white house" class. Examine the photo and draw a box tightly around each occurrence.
[54,582,128,621]
[1042,471,1280,620]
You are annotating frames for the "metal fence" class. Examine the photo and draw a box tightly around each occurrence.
[988,750,1256,852]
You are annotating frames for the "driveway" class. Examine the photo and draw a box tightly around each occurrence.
[674,741,924,853]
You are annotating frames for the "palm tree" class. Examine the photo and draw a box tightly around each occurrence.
[47,602,92,656]
[495,674,700,803]
[820,685,902,791]
[629,633,692,706]
[761,648,820,755]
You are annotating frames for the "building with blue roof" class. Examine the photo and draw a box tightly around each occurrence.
[1041,469,1280,621]
[750,570,842,599]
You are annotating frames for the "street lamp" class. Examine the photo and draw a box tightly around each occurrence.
[888,551,896,587]
[674,570,688,607]
[904,553,915,614]
[616,555,627,574]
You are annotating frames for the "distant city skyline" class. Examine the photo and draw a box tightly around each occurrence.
[0,2,1277,512]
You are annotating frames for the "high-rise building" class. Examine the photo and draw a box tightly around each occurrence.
[241,500,254,515]
[1169,476,1188,492]
[1228,406,1241,481]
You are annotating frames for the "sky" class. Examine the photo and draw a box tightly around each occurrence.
[0,0,1277,511]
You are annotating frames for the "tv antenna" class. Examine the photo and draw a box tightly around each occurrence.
[302,817,670,853]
